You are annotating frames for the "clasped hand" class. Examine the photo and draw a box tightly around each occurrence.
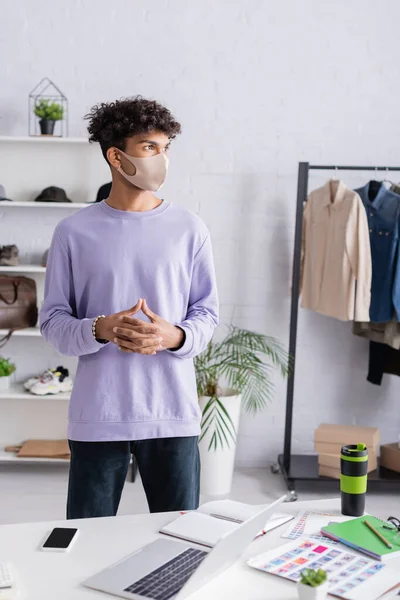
[95,299,184,355]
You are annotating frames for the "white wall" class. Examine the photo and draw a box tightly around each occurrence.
[1,0,400,465]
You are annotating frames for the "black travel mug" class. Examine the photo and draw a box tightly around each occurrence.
[340,444,368,517]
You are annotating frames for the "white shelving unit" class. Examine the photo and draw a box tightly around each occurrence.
[0,136,89,144]
[0,265,45,273]
[0,135,109,465]
[0,328,41,337]
[0,201,89,208]
[0,384,71,401]
[0,448,69,464]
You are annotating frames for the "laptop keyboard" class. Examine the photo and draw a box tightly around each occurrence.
[124,547,207,600]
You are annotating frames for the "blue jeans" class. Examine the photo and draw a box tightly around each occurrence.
[67,437,200,519]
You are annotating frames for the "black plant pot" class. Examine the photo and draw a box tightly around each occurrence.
[39,119,56,135]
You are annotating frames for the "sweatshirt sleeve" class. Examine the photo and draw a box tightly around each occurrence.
[40,229,106,357]
[167,236,219,359]
[346,197,372,322]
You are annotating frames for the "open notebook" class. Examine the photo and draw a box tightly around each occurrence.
[160,499,294,548]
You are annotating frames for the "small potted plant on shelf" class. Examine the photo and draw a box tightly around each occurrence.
[298,568,329,600]
[34,99,64,135]
[0,357,16,392]
[195,326,289,496]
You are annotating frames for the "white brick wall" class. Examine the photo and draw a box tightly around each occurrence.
[1,0,400,465]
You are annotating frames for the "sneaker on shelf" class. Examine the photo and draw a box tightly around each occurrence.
[29,368,73,396]
[24,366,64,391]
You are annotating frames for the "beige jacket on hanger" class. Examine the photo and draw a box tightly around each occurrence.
[301,180,372,321]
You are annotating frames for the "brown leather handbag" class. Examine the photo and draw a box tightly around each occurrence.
[0,276,38,347]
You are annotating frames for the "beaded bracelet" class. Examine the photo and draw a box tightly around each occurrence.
[92,315,108,344]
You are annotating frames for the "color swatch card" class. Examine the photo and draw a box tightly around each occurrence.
[248,538,399,600]
[282,510,352,543]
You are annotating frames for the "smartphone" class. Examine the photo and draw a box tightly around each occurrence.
[41,527,79,552]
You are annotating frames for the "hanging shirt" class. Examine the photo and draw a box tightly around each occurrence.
[391,183,400,195]
[301,180,371,321]
[367,341,400,385]
[355,183,400,323]
[353,318,400,350]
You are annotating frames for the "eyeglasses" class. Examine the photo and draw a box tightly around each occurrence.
[382,516,400,543]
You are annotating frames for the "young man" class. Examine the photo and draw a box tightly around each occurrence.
[40,97,219,519]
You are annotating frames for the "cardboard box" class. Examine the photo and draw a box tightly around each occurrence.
[315,442,379,456]
[316,442,348,455]
[318,452,377,473]
[380,443,400,474]
[318,465,341,479]
[314,424,380,450]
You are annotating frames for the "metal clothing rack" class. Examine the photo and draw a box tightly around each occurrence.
[275,162,400,501]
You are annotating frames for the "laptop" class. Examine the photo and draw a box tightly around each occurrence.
[83,495,286,600]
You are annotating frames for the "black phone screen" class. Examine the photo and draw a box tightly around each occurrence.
[43,527,78,549]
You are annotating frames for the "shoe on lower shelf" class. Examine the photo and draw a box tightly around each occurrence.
[0,244,19,266]
[29,368,73,396]
[24,366,63,391]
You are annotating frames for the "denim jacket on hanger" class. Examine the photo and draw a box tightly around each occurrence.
[356,183,400,323]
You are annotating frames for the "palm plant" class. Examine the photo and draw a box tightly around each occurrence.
[195,326,289,451]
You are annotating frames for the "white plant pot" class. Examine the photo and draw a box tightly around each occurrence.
[198,391,242,496]
[0,375,11,392]
[297,582,329,600]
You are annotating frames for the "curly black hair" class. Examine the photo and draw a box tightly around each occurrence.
[85,96,182,162]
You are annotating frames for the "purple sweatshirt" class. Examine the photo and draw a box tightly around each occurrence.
[40,200,219,442]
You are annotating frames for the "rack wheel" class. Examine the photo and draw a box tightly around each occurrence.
[270,463,281,474]
[284,490,298,503]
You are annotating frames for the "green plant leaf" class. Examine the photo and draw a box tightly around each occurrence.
[199,401,216,439]
[34,99,64,121]
[215,397,236,441]
[0,357,16,377]
[199,395,237,451]
[199,396,217,441]
[215,409,236,446]
[195,326,289,450]
[210,431,217,451]
[300,568,327,587]
[214,424,224,449]
[216,418,231,449]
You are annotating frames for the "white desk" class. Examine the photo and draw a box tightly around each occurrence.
[0,498,398,599]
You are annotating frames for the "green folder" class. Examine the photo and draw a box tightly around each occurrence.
[322,516,400,561]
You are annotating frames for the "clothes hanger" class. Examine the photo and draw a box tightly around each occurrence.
[368,168,383,202]
[382,167,394,186]
[328,167,339,203]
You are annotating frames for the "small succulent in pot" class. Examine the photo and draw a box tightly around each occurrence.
[298,568,328,600]
[34,100,64,135]
[0,357,16,392]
